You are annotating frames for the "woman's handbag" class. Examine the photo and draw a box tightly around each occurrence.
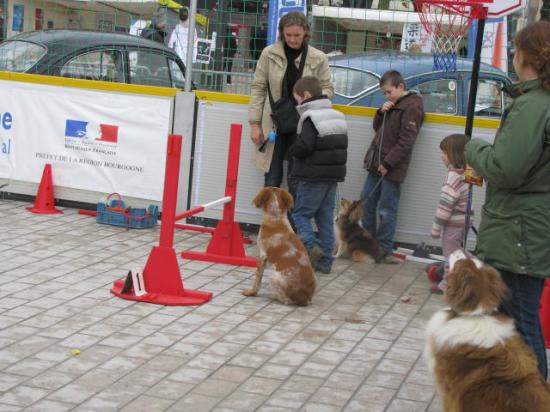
[267,46,308,135]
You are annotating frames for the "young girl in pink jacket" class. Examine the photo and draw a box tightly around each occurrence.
[429,134,470,294]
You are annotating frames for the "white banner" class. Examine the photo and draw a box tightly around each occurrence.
[401,22,432,54]
[1,80,172,201]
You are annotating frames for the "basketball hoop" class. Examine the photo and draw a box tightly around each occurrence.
[416,0,488,71]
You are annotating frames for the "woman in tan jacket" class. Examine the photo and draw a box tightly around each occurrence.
[249,12,333,193]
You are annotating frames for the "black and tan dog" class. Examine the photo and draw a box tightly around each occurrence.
[334,198,385,263]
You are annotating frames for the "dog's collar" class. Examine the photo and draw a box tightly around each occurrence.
[447,306,499,317]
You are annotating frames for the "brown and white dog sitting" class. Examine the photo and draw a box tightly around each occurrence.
[242,187,316,306]
[334,198,385,262]
[425,250,550,412]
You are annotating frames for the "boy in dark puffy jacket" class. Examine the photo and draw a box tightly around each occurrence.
[289,76,348,274]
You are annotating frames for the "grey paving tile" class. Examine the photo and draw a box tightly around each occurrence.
[0,385,49,407]
[210,365,255,383]
[397,382,436,403]
[120,395,175,411]
[168,366,212,384]
[4,358,57,377]
[265,389,310,409]
[386,398,429,412]
[167,393,220,412]
[0,373,28,391]
[301,403,341,412]
[192,378,240,398]
[311,385,354,406]
[145,380,194,400]
[73,396,121,411]
[24,399,74,412]
[216,391,268,411]
[26,371,74,391]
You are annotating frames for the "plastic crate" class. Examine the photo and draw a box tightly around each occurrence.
[96,193,158,229]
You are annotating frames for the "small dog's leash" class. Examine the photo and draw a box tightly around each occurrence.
[360,111,387,204]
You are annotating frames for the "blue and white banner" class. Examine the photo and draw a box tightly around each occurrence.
[468,17,508,73]
[267,0,307,46]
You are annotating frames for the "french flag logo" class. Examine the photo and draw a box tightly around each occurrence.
[65,119,119,143]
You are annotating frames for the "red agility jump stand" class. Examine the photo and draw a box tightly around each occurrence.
[181,123,256,267]
[27,163,63,214]
[110,134,212,306]
[539,279,550,348]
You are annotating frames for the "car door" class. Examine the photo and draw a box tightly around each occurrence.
[462,73,512,119]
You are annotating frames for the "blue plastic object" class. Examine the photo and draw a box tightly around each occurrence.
[267,130,277,141]
[96,193,158,229]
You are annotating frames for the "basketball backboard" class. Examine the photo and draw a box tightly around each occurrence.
[426,0,527,18]
[486,0,526,17]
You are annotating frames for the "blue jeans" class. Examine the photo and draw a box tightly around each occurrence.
[499,270,547,379]
[361,173,400,254]
[292,181,337,268]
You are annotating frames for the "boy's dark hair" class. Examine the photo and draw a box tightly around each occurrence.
[440,134,469,169]
[380,70,406,89]
[293,76,323,98]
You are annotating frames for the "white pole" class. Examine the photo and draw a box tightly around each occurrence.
[184,0,198,92]
[203,196,232,209]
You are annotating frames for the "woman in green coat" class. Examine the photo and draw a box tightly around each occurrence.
[465,21,550,379]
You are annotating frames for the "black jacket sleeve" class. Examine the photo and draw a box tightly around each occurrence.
[289,118,317,159]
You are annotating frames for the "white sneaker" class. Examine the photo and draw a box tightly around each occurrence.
[380,254,403,264]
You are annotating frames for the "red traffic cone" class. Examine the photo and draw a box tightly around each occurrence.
[27,164,63,214]
[539,279,550,349]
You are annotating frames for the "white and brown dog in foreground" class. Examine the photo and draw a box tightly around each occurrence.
[242,187,316,306]
[425,250,550,412]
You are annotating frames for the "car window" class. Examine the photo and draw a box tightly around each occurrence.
[331,66,379,99]
[129,50,172,87]
[415,79,457,115]
[473,79,508,118]
[0,40,46,72]
[60,49,124,82]
[169,59,185,89]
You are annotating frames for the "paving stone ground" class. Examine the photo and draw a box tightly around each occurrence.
[0,200,450,411]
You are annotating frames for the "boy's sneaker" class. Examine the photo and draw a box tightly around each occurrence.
[315,263,332,274]
[430,283,444,294]
[307,245,323,267]
[376,252,402,264]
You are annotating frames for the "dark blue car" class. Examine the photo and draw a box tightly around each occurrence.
[329,50,512,118]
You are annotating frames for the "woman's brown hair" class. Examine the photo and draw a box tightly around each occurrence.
[514,21,550,91]
[278,11,310,43]
[440,134,469,169]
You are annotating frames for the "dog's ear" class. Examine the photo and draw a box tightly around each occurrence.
[349,200,363,222]
[481,266,509,309]
[253,187,271,209]
[341,198,350,209]
[279,188,294,211]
